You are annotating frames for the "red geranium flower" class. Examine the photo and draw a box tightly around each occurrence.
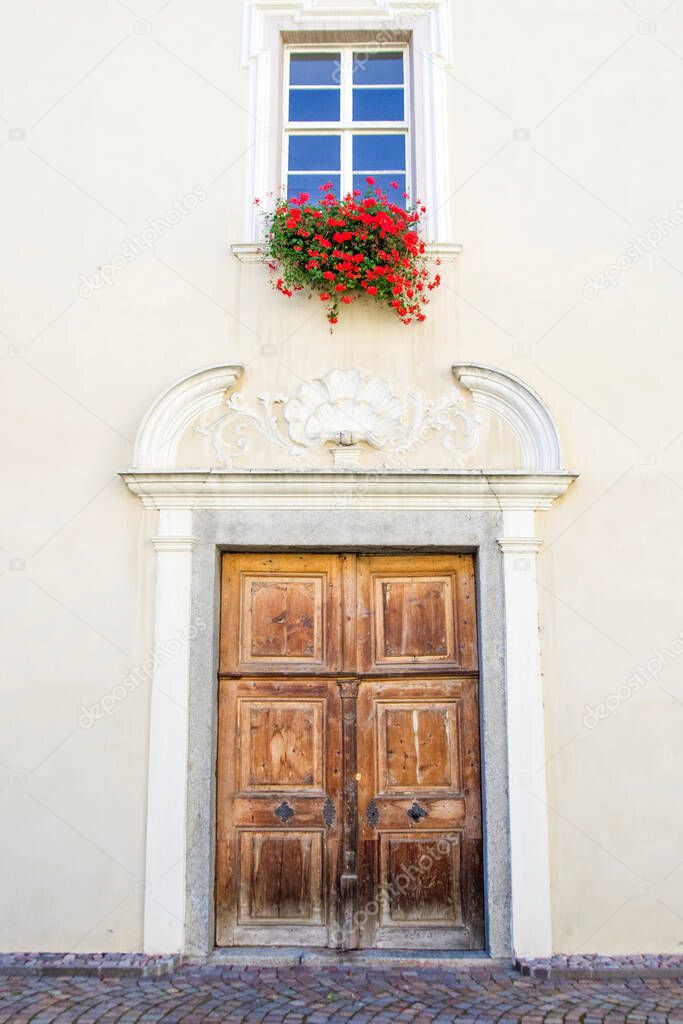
[261,188,439,327]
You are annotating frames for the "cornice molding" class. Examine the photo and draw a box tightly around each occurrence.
[121,468,576,511]
[243,1,454,65]
[453,363,563,473]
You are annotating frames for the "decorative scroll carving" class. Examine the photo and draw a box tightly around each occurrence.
[196,368,481,467]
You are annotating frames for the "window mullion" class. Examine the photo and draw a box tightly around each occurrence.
[340,44,351,196]
[342,130,352,196]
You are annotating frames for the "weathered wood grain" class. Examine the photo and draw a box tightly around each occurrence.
[217,553,483,950]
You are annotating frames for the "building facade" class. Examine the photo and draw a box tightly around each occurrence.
[3,0,682,958]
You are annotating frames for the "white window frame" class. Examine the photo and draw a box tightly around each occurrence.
[282,43,412,200]
[239,1,456,246]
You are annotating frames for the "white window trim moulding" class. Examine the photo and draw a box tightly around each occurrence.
[239,0,458,245]
[121,360,577,960]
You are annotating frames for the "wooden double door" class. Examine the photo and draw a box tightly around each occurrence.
[216,553,484,950]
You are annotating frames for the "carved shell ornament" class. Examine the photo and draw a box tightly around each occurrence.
[195,367,481,467]
[284,369,404,448]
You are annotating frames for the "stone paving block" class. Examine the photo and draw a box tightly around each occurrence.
[1,962,683,1022]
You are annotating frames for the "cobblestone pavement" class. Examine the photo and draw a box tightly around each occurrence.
[2,964,683,1023]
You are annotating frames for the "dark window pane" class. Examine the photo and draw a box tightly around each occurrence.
[353,88,404,121]
[289,89,340,122]
[287,174,340,202]
[289,52,340,86]
[353,51,404,85]
[353,173,407,206]
[289,135,341,171]
[353,134,405,171]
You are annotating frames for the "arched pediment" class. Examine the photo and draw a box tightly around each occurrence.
[133,364,244,469]
[129,361,566,475]
[452,363,563,472]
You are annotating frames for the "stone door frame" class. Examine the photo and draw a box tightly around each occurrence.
[121,362,576,959]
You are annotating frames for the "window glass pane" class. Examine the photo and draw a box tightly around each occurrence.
[289,52,340,86]
[353,88,403,121]
[353,173,407,206]
[289,135,341,171]
[287,174,340,202]
[289,89,340,122]
[353,52,404,85]
[352,134,405,171]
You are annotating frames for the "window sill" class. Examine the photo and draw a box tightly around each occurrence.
[230,242,463,265]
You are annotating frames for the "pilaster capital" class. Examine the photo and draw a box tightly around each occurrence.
[497,536,543,556]
[151,535,196,553]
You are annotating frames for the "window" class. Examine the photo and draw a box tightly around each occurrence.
[284,45,410,205]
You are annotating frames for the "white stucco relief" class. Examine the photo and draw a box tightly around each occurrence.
[192,367,481,468]
[130,362,568,474]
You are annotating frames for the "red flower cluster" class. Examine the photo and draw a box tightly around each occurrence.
[262,182,441,326]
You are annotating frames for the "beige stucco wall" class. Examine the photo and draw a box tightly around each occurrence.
[2,0,682,952]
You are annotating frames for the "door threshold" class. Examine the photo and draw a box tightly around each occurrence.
[189,948,511,970]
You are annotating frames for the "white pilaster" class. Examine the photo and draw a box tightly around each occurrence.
[143,508,195,953]
[499,508,553,958]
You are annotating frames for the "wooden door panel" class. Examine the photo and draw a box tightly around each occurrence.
[357,673,484,950]
[238,831,323,922]
[365,797,468,829]
[232,796,334,828]
[238,698,325,792]
[217,553,484,951]
[216,676,341,947]
[220,554,342,675]
[378,702,461,793]
[380,832,463,924]
[358,555,478,674]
